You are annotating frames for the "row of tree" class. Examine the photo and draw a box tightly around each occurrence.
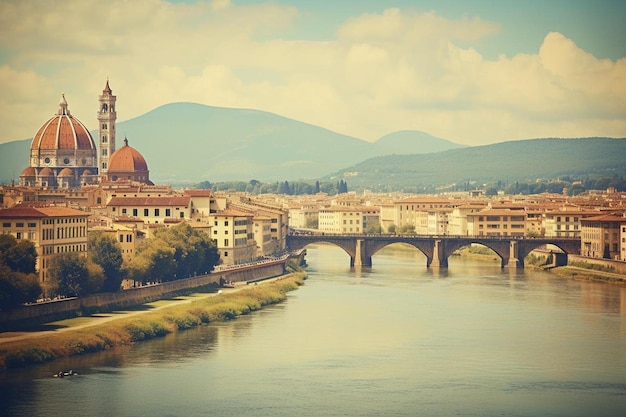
[0,223,220,310]
[0,235,41,310]
[197,179,349,195]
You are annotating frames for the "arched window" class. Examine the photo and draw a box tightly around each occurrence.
[101,103,108,112]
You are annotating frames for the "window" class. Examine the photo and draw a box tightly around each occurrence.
[102,123,107,130]
[122,208,127,214]
[28,223,36,228]
[154,209,160,216]
[126,234,132,242]
[2,223,9,227]
[144,209,149,216]
[224,239,229,246]
[119,235,123,243]
[16,223,24,227]
[165,209,171,217]
[133,208,138,216]
[225,221,229,226]
[102,135,108,143]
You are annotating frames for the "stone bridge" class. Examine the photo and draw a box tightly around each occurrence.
[286,234,581,268]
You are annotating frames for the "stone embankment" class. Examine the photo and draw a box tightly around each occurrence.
[0,255,295,331]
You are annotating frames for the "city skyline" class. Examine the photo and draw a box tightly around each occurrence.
[1,0,625,147]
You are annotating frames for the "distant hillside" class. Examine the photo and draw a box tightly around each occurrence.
[0,103,461,184]
[372,130,466,154]
[326,137,626,192]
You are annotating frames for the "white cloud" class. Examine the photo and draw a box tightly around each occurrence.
[0,2,624,145]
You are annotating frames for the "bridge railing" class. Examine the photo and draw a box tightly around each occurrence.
[288,231,580,241]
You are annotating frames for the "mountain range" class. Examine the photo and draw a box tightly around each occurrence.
[0,102,624,190]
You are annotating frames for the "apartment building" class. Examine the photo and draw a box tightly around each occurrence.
[209,209,256,266]
[318,205,364,234]
[448,203,488,236]
[394,197,453,233]
[466,209,526,237]
[580,214,625,259]
[543,209,595,238]
[106,196,192,224]
[0,205,90,295]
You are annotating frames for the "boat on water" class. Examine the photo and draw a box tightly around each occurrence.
[54,370,78,378]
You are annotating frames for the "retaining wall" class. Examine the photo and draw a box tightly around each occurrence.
[0,260,286,330]
[568,254,626,275]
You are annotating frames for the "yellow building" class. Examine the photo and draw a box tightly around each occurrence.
[0,205,90,295]
[209,209,256,266]
[466,209,526,237]
[580,214,625,260]
[318,205,364,234]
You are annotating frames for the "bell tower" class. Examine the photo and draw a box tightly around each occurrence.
[97,79,117,175]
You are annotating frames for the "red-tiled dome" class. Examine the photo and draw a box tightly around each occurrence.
[58,167,73,177]
[30,94,96,152]
[81,169,94,176]
[108,138,148,172]
[39,167,54,176]
[20,166,37,176]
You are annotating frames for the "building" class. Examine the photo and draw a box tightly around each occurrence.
[318,205,364,234]
[580,214,625,259]
[19,80,152,190]
[209,209,256,265]
[106,196,192,224]
[394,197,453,233]
[466,209,526,237]
[19,95,99,188]
[0,205,90,295]
[103,138,152,185]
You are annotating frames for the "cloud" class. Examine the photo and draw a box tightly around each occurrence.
[0,2,624,146]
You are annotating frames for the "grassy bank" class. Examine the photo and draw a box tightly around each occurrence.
[549,266,626,285]
[0,273,306,371]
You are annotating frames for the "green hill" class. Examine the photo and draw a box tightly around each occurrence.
[326,137,626,192]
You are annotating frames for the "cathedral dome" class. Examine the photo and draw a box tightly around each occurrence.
[108,138,148,172]
[30,94,96,152]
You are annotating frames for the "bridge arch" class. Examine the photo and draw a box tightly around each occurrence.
[366,241,432,266]
[440,239,509,268]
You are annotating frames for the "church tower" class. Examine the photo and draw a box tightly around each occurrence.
[97,80,117,175]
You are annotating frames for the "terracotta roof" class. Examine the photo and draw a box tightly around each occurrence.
[31,95,95,152]
[108,138,148,172]
[0,205,88,218]
[580,214,626,222]
[107,196,191,206]
[184,189,213,197]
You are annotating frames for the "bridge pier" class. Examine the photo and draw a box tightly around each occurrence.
[351,239,372,267]
[505,240,524,268]
[429,239,449,268]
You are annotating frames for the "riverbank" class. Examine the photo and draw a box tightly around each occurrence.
[0,272,306,371]
[456,247,626,284]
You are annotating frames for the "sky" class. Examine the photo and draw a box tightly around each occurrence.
[0,0,625,146]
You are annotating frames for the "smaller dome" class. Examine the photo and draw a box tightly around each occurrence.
[58,167,73,177]
[39,167,54,176]
[20,166,37,176]
[108,138,148,172]
[81,169,94,177]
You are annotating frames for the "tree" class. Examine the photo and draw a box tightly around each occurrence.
[0,234,41,309]
[48,253,104,297]
[88,231,124,292]
[128,223,220,284]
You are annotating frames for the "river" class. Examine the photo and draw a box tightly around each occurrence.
[1,243,625,417]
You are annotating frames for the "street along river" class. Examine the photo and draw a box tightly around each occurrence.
[1,243,625,416]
